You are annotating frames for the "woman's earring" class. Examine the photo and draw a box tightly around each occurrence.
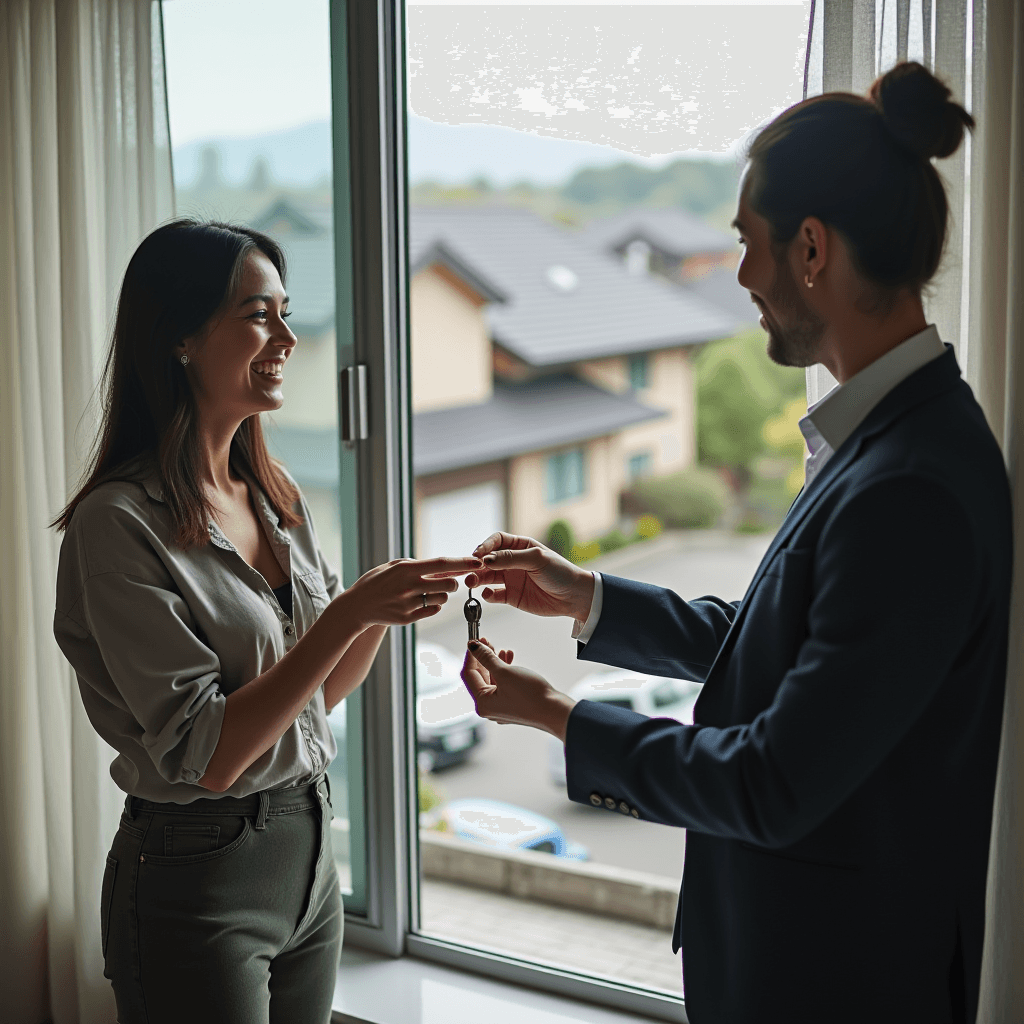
[804,275,814,289]
[180,353,189,366]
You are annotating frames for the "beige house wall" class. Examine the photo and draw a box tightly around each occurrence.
[575,349,696,482]
[576,356,629,394]
[410,265,493,413]
[508,437,619,544]
[616,348,696,479]
[271,328,338,429]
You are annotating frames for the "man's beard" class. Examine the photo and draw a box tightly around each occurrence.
[760,260,825,368]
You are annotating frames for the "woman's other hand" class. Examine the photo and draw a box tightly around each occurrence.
[463,533,595,622]
[345,555,482,628]
[460,637,576,742]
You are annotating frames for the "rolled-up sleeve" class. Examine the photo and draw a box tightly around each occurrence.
[76,571,226,785]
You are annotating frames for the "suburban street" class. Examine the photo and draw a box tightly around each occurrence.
[417,528,773,880]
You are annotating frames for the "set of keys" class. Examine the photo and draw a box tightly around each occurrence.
[463,587,482,642]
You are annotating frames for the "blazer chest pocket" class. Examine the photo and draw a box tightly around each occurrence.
[731,546,816,705]
[754,546,814,627]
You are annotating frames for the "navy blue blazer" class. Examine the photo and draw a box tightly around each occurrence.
[566,347,1011,1024]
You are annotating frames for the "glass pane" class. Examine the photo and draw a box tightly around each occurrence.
[406,0,810,997]
[163,0,364,907]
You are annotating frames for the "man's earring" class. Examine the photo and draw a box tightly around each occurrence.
[804,274,814,289]
[180,353,189,366]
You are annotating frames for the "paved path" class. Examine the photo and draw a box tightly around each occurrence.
[418,529,773,878]
[421,879,684,997]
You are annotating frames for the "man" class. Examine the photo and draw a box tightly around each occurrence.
[460,68,1011,1024]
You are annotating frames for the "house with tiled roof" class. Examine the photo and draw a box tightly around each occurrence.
[579,207,761,328]
[260,198,740,562]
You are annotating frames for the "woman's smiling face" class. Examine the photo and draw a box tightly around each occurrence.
[181,250,297,425]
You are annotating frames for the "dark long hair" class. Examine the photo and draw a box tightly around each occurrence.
[747,61,974,300]
[52,219,304,548]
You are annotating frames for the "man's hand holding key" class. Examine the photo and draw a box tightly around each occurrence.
[461,637,576,742]
[464,532,595,623]
[459,532,591,743]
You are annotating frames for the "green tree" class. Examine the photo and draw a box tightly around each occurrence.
[695,329,804,485]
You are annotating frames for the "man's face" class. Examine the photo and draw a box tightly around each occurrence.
[734,173,824,368]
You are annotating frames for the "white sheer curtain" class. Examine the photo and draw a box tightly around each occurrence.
[0,2,174,1022]
[808,0,1024,1018]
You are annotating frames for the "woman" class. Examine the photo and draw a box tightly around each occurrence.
[52,220,479,1024]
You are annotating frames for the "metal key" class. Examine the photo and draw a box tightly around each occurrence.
[464,587,482,642]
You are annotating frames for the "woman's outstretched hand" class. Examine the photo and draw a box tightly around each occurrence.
[463,533,595,623]
[345,555,482,628]
[460,637,576,742]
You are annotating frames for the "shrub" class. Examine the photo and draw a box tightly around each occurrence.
[624,466,729,530]
[599,528,630,553]
[546,519,575,558]
[636,514,663,539]
[569,540,601,563]
[418,772,445,815]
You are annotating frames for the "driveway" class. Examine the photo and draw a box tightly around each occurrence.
[416,529,773,879]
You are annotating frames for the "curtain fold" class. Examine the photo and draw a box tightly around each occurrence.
[0,3,174,1022]
[973,0,1024,1018]
[812,0,1024,1019]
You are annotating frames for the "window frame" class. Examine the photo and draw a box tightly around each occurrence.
[336,2,689,1019]
[628,353,650,391]
[545,447,588,505]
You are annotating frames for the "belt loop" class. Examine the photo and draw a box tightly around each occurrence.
[255,790,270,831]
[124,794,135,822]
[323,772,332,806]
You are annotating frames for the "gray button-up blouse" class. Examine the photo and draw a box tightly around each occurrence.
[53,463,342,803]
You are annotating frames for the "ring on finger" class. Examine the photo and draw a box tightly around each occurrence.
[421,592,428,608]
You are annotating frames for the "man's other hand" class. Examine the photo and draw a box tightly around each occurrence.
[464,532,595,622]
[461,638,576,742]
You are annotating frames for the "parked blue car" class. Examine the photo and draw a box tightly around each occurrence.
[426,797,590,861]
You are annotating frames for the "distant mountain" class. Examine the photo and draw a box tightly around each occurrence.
[172,115,735,191]
[173,121,333,188]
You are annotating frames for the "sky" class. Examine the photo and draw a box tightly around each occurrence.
[163,0,810,186]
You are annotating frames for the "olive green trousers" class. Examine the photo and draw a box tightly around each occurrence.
[101,776,343,1024]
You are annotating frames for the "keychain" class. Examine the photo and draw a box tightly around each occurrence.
[464,587,482,642]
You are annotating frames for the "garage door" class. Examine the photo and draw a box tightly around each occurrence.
[419,481,505,560]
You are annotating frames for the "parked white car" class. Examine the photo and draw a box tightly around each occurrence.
[415,641,485,772]
[548,670,701,786]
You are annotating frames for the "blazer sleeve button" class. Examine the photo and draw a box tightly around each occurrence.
[589,793,602,806]
[631,808,640,818]
[619,801,630,814]
[604,797,617,810]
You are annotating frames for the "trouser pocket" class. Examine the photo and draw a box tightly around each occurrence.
[100,854,117,959]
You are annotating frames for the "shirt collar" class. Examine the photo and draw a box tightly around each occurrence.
[139,462,284,538]
[806,324,946,452]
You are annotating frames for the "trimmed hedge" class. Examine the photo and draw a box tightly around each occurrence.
[623,466,729,529]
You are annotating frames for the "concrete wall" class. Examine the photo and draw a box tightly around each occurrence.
[508,436,619,544]
[420,830,678,931]
[410,264,493,413]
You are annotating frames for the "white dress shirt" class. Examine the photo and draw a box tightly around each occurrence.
[574,324,947,644]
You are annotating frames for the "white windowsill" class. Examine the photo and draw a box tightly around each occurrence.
[333,947,665,1024]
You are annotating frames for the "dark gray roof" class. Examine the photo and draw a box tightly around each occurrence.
[681,267,762,327]
[410,206,739,367]
[277,233,336,335]
[410,239,508,303]
[413,375,667,476]
[578,208,736,261]
[247,199,336,335]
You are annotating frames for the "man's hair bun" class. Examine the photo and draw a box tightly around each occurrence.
[869,61,974,160]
